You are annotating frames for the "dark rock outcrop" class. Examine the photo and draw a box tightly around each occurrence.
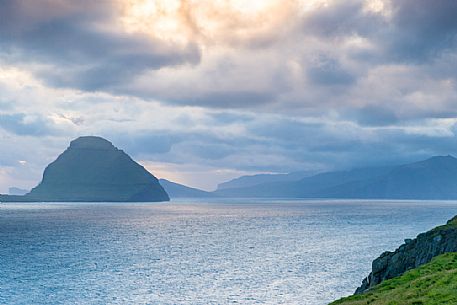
[0,136,169,202]
[355,215,457,294]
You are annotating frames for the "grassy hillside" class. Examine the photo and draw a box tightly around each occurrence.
[330,252,457,305]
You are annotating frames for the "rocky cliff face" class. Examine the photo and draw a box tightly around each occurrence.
[356,215,457,294]
[2,136,169,202]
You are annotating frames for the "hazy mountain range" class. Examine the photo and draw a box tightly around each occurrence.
[3,135,457,201]
[216,171,316,190]
[8,187,28,196]
[159,155,457,200]
[159,179,216,198]
[213,155,457,199]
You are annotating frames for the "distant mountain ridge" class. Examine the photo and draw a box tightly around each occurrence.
[3,140,457,201]
[216,171,315,190]
[325,155,457,199]
[8,187,29,196]
[0,136,169,202]
[159,179,216,198]
[214,165,395,198]
[215,156,457,199]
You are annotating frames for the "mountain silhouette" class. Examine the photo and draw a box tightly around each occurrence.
[159,179,216,198]
[215,156,457,199]
[1,136,169,202]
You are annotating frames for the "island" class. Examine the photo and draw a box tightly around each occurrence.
[0,136,169,202]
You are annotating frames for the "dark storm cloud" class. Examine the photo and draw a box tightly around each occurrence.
[385,0,457,62]
[304,0,457,63]
[0,0,200,90]
[2,0,456,110]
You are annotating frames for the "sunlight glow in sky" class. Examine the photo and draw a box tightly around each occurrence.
[121,0,327,45]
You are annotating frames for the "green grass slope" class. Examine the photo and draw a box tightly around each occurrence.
[330,252,457,305]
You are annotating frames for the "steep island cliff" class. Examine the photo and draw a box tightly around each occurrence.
[0,136,169,202]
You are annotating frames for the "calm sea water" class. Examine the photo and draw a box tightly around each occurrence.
[1,199,457,305]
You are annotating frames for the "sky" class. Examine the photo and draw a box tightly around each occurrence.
[1,0,457,192]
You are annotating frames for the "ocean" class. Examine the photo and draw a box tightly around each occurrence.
[1,199,457,305]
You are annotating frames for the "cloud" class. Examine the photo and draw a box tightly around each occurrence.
[302,0,457,63]
[0,0,200,91]
[0,99,13,110]
[385,0,457,62]
[109,132,180,156]
[306,55,356,86]
[302,0,384,38]
[0,113,57,136]
[349,106,399,126]
[167,91,276,108]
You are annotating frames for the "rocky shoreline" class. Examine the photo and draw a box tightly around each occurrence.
[356,215,457,294]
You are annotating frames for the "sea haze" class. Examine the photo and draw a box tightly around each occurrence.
[1,200,457,305]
